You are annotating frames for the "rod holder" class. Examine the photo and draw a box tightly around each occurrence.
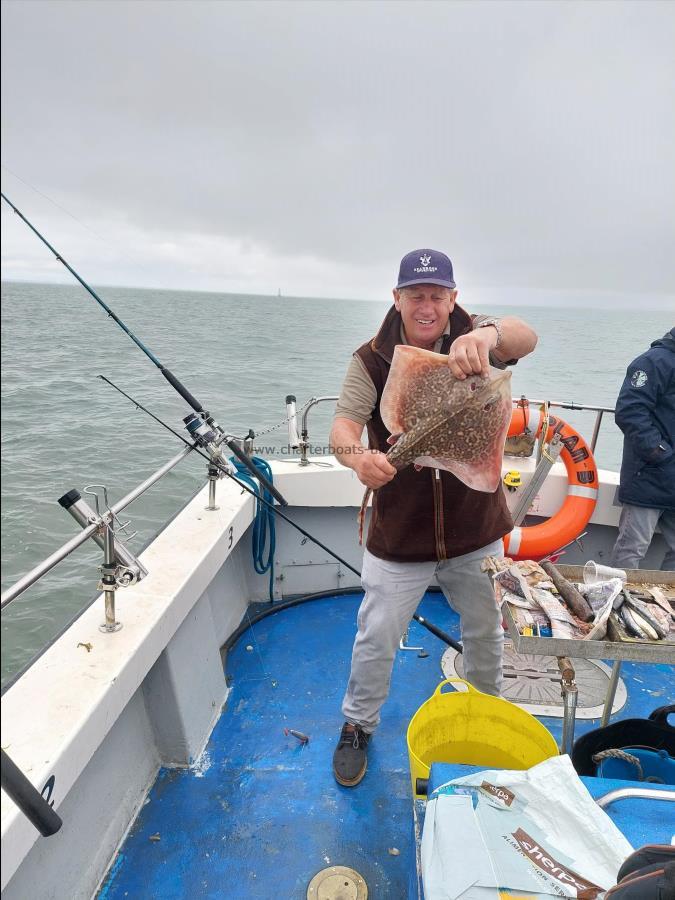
[99,522,122,633]
[58,490,148,584]
[206,463,220,511]
[57,487,149,633]
[299,430,310,466]
[286,395,300,449]
[243,428,255,457]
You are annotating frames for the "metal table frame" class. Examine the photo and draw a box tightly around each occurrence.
[502,566,675,754]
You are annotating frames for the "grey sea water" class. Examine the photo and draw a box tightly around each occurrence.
[1,280,672,686]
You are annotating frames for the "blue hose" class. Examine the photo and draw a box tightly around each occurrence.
[229,456,276,600]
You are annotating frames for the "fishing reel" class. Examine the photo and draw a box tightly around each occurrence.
[184,412,252,511]
[183,411,222,448]
[184,412,253,453]
[183,410,286,508]
[184,413,254,465]
[183,413,237,472]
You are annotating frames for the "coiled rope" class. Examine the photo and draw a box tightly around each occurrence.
[230,456,276,600]
[592,747,665,783]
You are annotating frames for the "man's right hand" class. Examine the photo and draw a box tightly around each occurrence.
[354,450,397,489]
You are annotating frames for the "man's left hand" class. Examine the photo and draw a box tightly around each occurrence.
[447,327,496,379]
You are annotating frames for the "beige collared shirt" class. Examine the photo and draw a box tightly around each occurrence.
[334,314,509,426]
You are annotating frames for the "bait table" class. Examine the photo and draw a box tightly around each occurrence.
[502,566,675,754]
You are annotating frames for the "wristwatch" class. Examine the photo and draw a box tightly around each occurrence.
[476,317,503,350]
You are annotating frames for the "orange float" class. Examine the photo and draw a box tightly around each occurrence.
[504,403,598,560]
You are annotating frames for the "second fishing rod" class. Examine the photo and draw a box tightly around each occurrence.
[100,375,463,655]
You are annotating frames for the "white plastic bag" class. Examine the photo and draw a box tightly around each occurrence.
[421,755,633,899]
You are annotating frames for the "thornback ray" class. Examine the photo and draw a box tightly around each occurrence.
[358,345,512,543]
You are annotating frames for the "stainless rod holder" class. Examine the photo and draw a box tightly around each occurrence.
[206,467,219,511]
[1,446,191,609]
[58,491,148,584]
[286,395,300,449]
[102,590,120,632]
[299,431,310,466]
[99,522,122,633]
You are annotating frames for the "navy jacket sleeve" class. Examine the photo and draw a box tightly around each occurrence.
[615,353,673,464]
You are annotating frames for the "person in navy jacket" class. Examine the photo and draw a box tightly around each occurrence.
[611,328,675,570]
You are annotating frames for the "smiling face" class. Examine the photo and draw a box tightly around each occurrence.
[393,284,457,350]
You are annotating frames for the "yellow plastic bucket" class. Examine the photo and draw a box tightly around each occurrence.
[407,678,558,798]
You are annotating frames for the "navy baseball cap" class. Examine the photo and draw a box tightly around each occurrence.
[396,248,456,289]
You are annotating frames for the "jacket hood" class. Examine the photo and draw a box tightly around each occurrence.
[650,327,675,354]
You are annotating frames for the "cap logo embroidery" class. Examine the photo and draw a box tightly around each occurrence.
[631,370,648,388]
[413,252,438,275]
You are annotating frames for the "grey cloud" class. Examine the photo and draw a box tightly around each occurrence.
[2,0,674,299]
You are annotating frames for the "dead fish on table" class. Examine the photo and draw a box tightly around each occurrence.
[358,345,512,543]
[618,589,670,640]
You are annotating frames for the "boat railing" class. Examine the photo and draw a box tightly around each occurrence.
[298,396,340,465]
[0,444,198,842]
[2,397,616,609]
[0,446,194,612]
[523,399,615,456]
[287,395,616,464]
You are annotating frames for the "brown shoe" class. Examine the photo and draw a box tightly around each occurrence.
[332,722,370,787]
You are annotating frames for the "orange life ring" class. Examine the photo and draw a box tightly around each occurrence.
[503,404,598,560]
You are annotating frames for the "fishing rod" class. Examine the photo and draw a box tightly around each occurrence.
[0,191,287,507]
[99,376,363,577]
[2,192,459,651]
[99,376,463,654]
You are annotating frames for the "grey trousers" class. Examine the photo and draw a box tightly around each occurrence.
[342,540,504,734]
[611,504,675,571]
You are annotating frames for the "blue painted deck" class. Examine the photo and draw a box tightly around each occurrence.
[99,592,674,899]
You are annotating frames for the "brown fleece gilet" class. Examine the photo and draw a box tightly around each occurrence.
[355,305,513,562]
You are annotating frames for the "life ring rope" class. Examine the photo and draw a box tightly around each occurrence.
[504,403,598,560]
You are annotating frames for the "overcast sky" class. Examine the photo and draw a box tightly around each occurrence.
[1,0,674,307]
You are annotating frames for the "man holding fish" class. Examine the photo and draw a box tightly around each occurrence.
[331,249,538,787]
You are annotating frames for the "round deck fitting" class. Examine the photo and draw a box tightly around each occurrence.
[442,640,626,719]
[307,866,368,899]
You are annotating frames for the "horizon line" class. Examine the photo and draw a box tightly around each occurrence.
[1,277,673,310]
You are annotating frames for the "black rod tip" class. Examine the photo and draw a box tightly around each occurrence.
[58,489,81,509]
